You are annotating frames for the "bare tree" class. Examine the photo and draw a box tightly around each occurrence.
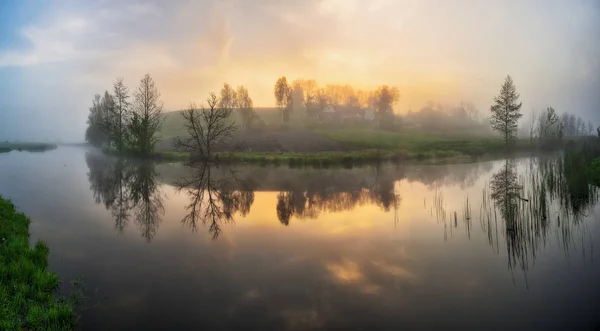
[174,93,237,160]
[490,75,523,145]
[112,77,131,153]
[130,73,164,156]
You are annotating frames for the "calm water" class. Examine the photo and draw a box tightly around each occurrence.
[1,147,599,331]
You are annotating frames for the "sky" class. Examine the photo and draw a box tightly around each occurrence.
[0,0,599,142]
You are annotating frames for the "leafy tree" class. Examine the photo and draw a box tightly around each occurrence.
[490,75,523,145]
[112,77,131,152]
[101,90,115,145]
[274,76,292,123]
[85,94,108,147]
[129,73,164,156]
[236,86,254,130]
[218,83,237,110]
[374,85,400,114]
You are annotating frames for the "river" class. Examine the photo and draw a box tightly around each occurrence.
[0,146,599,330]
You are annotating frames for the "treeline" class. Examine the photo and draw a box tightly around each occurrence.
[527,107,597,143]
[273,77,400,120]
[85,74,163,156]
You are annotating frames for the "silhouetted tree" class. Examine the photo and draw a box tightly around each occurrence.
[274,77,292,123]
[490,75,523,145]
[85,94,108,147]
[236,85,254,129]
[276,191,294,225]
[112,77,131,153]
[174,93,236,160]
[218,83,237,110]
[129,73,164,156]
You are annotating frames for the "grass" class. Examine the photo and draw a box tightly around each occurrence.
[313,128,536,157]
[0,196,76,330]
[0,142,57,154]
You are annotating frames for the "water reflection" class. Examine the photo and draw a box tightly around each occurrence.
[86,152,164,242]
[275,165,401,224]
[480,157,598,285]
[175,162,254,238]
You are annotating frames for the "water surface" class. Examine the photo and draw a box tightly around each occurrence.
[0,147,598,330]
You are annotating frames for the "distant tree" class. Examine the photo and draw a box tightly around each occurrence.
[236,86,254,130]
[218,83,237,110]
[374,85,400,114]
[100,90,116,147]
[587,121,595,136]
[85,94,107,147]
[129,73,164,156]
[576,117,585,136]
[274,77,292,123]
[291,80,305,112]
[490,75,523,145]
[537,107,560,140]
[112,77,131,153]
[174,93,236,160]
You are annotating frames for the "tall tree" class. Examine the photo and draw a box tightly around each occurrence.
[587,121,595,136]
[112,77,131,153]
[130,73,164,156]
[490,75,523,145]
[218,83,237,110]
[236,86,254,129]
[173,93,237,160]
[374,85,399,114]
[274,77,292,123]
[85,94,108,147]
[101,90,116,146]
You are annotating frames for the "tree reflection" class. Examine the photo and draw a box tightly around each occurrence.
[175,162,254,239]
[484,156,598,285]
[86,152,164,242]
[275,165,401,225]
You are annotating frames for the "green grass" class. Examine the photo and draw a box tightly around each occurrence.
[0,196,76,330]
[313,128,535,157]
[0,142,57,153]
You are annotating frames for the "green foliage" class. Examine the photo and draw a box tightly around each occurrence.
[85,74,163,157]
[490,75,523,145]
[0,196,76,330]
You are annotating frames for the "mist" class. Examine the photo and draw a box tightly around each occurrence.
[1,0,599,143]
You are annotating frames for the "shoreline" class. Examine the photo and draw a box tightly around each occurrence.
[0,196,76,330]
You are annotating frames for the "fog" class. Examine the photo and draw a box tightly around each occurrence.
[1,0,599,142]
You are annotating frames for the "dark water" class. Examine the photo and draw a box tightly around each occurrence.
[1,147,599,331]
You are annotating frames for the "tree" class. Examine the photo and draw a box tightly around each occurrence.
[291,80,305,112]
[374,85,400,114]
[274,77,292,123]
[218,83,237,110]
[537,107,560,140]
[112,77,131,152]
[174,93,237,160]
[587,121,595,136]
[130,73,164,156]
[236,86,254,130]
[490,75,523,145]
[101,90,115,146]
[85,94,108,147]
[576,117,585,136]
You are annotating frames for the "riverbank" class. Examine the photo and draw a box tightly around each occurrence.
[0,142,57,153]
[0,196,76,330]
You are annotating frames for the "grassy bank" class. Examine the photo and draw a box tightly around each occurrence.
[0,196,76,330]
[0,142,57,154]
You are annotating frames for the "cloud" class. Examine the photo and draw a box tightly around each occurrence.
[1,0,599,142]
